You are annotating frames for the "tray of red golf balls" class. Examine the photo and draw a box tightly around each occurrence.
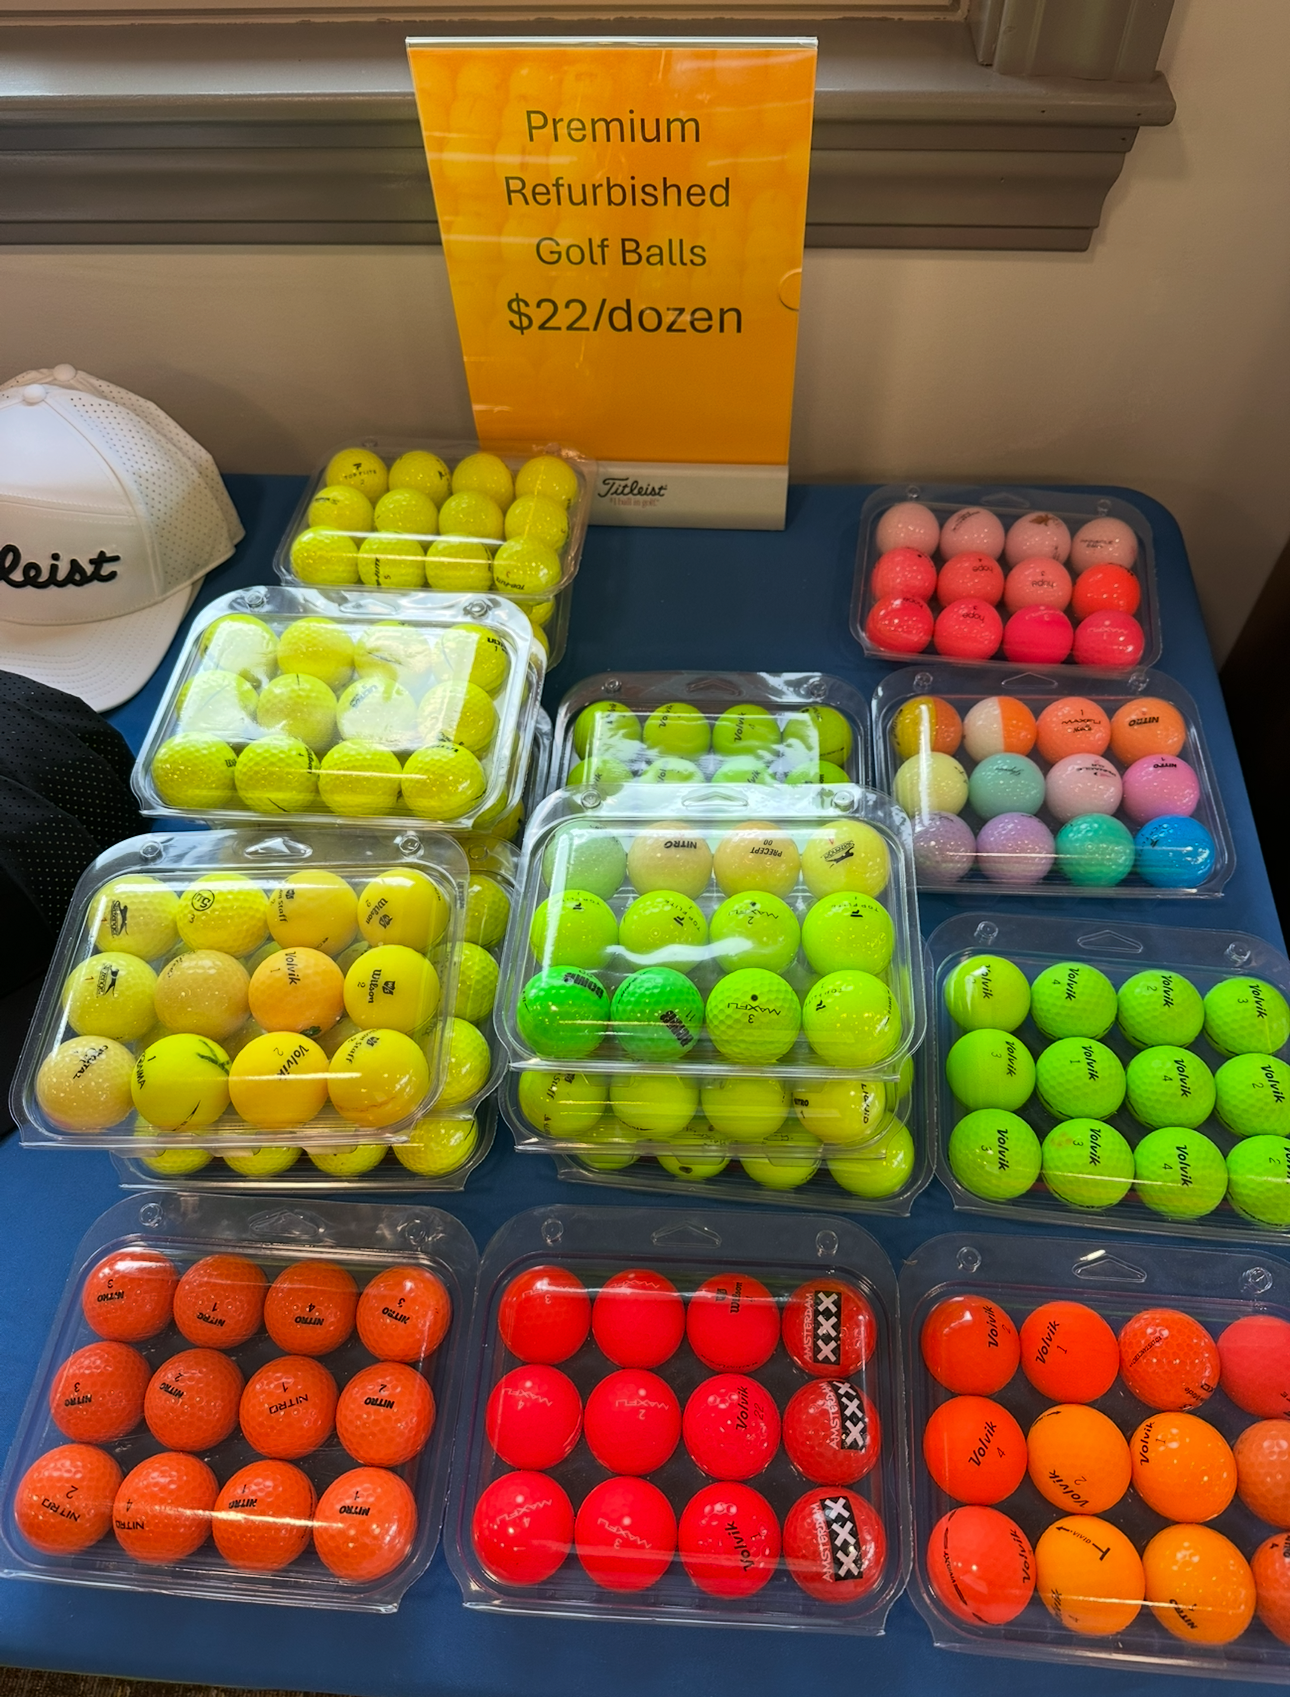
[903,1231,1290,1678]
[853,486,1158,673]
[0,1195,476,1610]
[448,1206,907,1631]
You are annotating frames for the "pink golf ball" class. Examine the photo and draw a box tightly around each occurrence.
[933,599,1003,661]
[1045,754,1123,823]
[1002,607,1074,664]
[975,814,1055,884]
[876,501,940,555]
[871,547,937,602]
[865,595,934,656]
[938,553,1004,607]
[1004,512,1071,566]
[940,508,1004,561]
[1070,516,1139,573]
[1121,755,1200,825]
[1072,610,1145,668]
[1003,558,1072,613]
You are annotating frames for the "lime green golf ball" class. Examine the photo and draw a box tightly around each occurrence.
[448,942,499,1023]
[573,702,643,760]
[529,889,618,970]
[639,757,704,786]
[568,755,633,793]
[619,891,707,967]
[802,970,900,1067]
[643,702,710,759]
[611,968,704,1062]
[709,892,800,973]
[705,968,802,1064]
[945,1029,1035,1112]
[1041,1118,1134,1209]
[541,826,627,899]
[1125,1045,1216,1129]
[516,968,609,1060]
[827,1119,915,1198]
[801,892,894,977]
[792,1076,888,1146]
[576,1112,640,1173]
[740,1125,821,1191]
[1116,970,1205,1048]
[309,1142,387,1176]
[1035,1039,1126,1120]
[711,704,779,761]
[658,1122,730,1181]
[782,705,854,771]
[517,1068,607,1136]
[1133,1127,1228,1219]
[710,757,774,786]
[1227,1135,1290,1226]
[610,1072,699,1136]
[1030,962,1118,1040]
[943,955,1031,1033]
[223,1144,302,1177]
[1204,978,1290,1058]
[784,761,851,787]
[700,1074,790,1142]
[1215,1054,1290,1137]
[948,1109,1042,1201]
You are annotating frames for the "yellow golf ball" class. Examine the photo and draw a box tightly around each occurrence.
[439,491,504,543]
[176,873,269,955]
[134,1123,214,1175]
[228,1032,330,1129]
[353,624,435,691]
[402,743,487,821]
[425,539,493,593]
[150,736,238,812]
[451,451,514,509]
[802,821,891,898]
[234,737,320,814]
[306,484,373,533]
[435,1017,491,1107]
[256,673,337,754]
[37,1037,135,1132]
[328,1028,430,1128]
[90,876,179,960]
[324,446,388,501]
[344,945,440,1034]
[505,494,568,551]
[63,952,157,1042]
[792,1076,888,1145]
[448,942,499,1022]
[432,624,509,695]
[176,669,258,742]
[358,534,425,590]
[358,869,448,952]
[491,538,562,596]
[275,618,355,692]
[373,487,438,536]
[515,454,579,509]
[222,1143,303,1177]
[393,1113,478,1176]
[318,740,403,817]
[389,450,451,505]
[153,950,250,1041]
[464,875,511,948]
[199,615,278,687]
[266,869,358,954]
[131,1033,231,1131]
[309,1142,387,1176]
[336,679,418,750]
[290,528,360,586]
[417,680,497,753]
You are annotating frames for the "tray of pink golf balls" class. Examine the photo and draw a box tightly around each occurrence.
[853,487,1158,673]
[871,666,1230,895]
[447,1205,906,1632]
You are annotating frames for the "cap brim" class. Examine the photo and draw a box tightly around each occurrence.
[0,579,199,711]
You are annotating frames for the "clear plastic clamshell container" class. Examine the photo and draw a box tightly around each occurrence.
[872,665,1232,897]
[547,671,870,792]
[903,1231,1290,1680]
[928,913,1290,1242]
[0,1192,477,1612]
[13,828,470,1155]
[853,484,1160,674]
[447,1205,909,1633]
[132,586,542,836]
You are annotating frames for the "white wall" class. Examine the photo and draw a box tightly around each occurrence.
[1,0,1287,661]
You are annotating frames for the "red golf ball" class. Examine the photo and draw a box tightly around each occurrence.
[1019,1301,1118,1402]
[926,1504,1036,1625]
[14,1444,122,1555]
[212,1459,316,1572]
[485,1365,582,1470]
[575,1476,676,1592]
[783,1486,887,1603]
[934,598,1003,661]
[1253,1533,1290,1644]
[1219,1316,1290,1417]
[49,1341,149,1442]
[1071,608,1144,667]
[336,1361,435,1467]
[920,1294,1020,1396]
[1072,562,1140,619]
[678,1483,780,1598]
[871,547,937,602]
[683,1374,779,1481]
[473,1470,574,1586]
[172,1254,266,1350]
[939,553,1004,607]
[498,1265,591,1365]
[356,1265,451,1363]
[584,1368,681,1474]
[1235,1421,1290,1527]
[1118,1308,1218,1411]
[112,1451,218,1565]
[263,1259,357,1357]
[239,1355,337,1460]
[781,1278,876,1378]
[81,1248,177,1342]
[144,1348,243,1451]
[314,1466,418,1583]
[1002,606,1074,664]
[923,1395,1027,1505]
[592,1268,685,1369]
[686,1272,778,1372]
[865,595,934,656]
[783,1380,880,1485]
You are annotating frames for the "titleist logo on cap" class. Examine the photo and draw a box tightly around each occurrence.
[0,544,120,588]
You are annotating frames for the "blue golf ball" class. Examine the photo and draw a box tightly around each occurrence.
[1134,815,1217,889]
[968,753,1046,820]
[1056,813,1136,887]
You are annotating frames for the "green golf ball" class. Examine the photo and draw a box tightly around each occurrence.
[1117,971,1205,1048]
[516,1068,607,1135]
[1035,1038,1126,1120]
[639,756,705,785]
[705,968,802,1063]
[529,889,619,969]
[701,1074,790,1141]
[945,1029,1036,1112]
[709,891,800,973]
[782,705,854,770]
[610,1071,699,1136]
[572,700,642,758]
[1133,1126,1228,1219]
[740,1124,821,1191]
[567,755,633,792]
[1041,1118,1134,1209]
[618,890,707,967]
[658,1127,730,1181]
[643,702,710,759]
[1125,1045,1216,1129]
[541,826,627,899]
[948,1109,1042,1201]
[611,967,704,1062]
[576,1112,639,1172]
[1215,1054,1290,1137]
[943,955,1031,1033]
[802,970,900,1067]
[800,892,894,977]
[1029,962,1118,1040]
[516,968,609,1060]
[711,703,780,760]
[710,756,775,786]
[827,1119,915,1198]
[784,761,851,787]
[1226,1135,1290,1227]
[1204,978,1290,1058]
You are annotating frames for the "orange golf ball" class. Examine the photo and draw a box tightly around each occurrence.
[1035,1515,1144,1637]
[1251,1532,1290,1644]
[923,1395,1027,1504]
[356,1264,452,1363]
[1109,697,1187,765]
[263,1259,357,1356]
[1019,1301,1119,1403]
[48,1341,149,1443]
[81,1248,177,1342]
[1143,1523,1255,1645]
[314,1466,418,1583]
[1035,698,1112,764]
[336,1361,436,1467]
[1235,1421,1290,1527]
[212,1459,316,1572]
[926,1505,1036,1626]
[173,1253,267,1349]
[14,1444,122,1555]
[1118,1307,1218,1412]
[112,1451,218,1565]
[1130,1411,1236,1522]
[248,947,344,1038]
[920,1294,1020,1396]
[1027,1403,1131,1515]
[144,1348,243,1451]
[239,1356,338,1460]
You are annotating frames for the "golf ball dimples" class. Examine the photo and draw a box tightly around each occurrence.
[922,1394,1026,1504]
[90,875,180,959]
[1035,1516,1144,1636]
[968,753,1045,820]
[82,1249,177,1343]
[1002,606,1075,665]
[591,1269,685,1369]
[1110,697,1186,764]
[611,968,703,1061]
[941,507,1005,558]
[542,827,628,899]
[14,1445,123,1555]
[212,1459,316,1572]
[709,891,800,973]
[49,1341,149,1442]
[802,820,890,899]
[313,1466,418,1584]
[686,1273,778,1371]
[784,1487,886,1604]
[235,736,321,814]
[357,1265,450,1363]
[802,969,898,1067]
[1045,754,1122,823]
[1235,1422,1290,1526]
[934,598,1003,660]
[239,1355,338,1459]
[865,595,934,655]
[962,696,1037,761]
[582,1368,681,1475]
[173,1254,266,1348]
[498,1266,591,1364]
[926,1505,1035,1626]
[154,949,251,1041]
[63,953,157,1043]
[262,1259,356,1355]
[713,824,800,897]
[1117,969,1205,1048]
[681,1372,777,1480]
[700,1075,789,1141]
[176,874,268,955]
[1026,1403,1131,1514]
[920,1295,1020,1396]
[485,1365,582,1470]
[336,1361,435,1466]
[948,1110,1041,1201]
[144,1348,243,1450]
[132,1034,231,1132]
[1133,1127,1228,1218]
[625,823,711,898]
[939,552,1004,606]
[894,752,969,818]
[877,499,940,553]
[1072,562,1141,619]
[1041,1118,1134,1209]
[1218,1315,1290,1417]
[1125,1044,1215,1128]
[705,968,802,1063]
[1136,815,1217,887]
[783,1379,879,1485]
[1205,976,1290,1057]
[913,813,976,882]
[618,890,707,965]
[1035,1038,1126,1120]
[976,813,1056,884]
[1073,609,1146,668]
[1035,697,1111,762]
[1020,1301,1119,1402]
[529,889,618,970]
[575,1477,676,1593]
[891,695,963,759]
[872,546,937,601]
[1226,1136,1290,1226]
[516,969,608,1060]
[1030,961,1117,1040]
[1118,1309,1218,1411]
[1143,1524,1255,1646]
[151,735,239,811]
[1004,558,1072,612]
[1056,814,1136,886]
[946,1028,1036,1114]
[679,1482,780,1598]
[1121,754,1200,825]
[112,1451,219,1565]
[944,955,1030,1031]
[782,1278,876,1377]
[1216,1054,1290,1137]
[1005,511,1070,565]
[401,742,487,821]
[517,1068,606,1137]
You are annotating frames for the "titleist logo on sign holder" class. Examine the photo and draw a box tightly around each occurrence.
[0,545,120,588]
[598,477,668,500]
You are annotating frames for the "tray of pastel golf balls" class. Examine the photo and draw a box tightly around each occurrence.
[133,586,540,833]
[0,1191,477,1611]
[547,671,869,791]
[275,440,592,644]
[15,828,478,1154]
[903,1230,1290,1678]
[852,485,1159,673]
[928,912,1290,1242]
[446,1204,906,1632]
[871,665,1230,895]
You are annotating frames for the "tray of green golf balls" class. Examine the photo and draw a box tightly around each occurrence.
[929,913,1290,1241]
[133,587,541,834]
[547,671,869,791]
[14,828,478,1154]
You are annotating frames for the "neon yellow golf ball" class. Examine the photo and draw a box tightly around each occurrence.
[316,740,401,816]
[573,702,643,760]
[307,483,373,532]
[802,822,891,899]
[132,1032,231,1131]
[176,873,268,955]
[344,944,440,1035]
[699,1074,790,1141]
[373,487,438,536]
[229,1032,330,1129]
[325,446,388,501]
[610,1072,699,1136]
[266,870,358,956]
[792,1076,888,1145]
[357,533,425,589]
[504,493,568,552]
[275,619,355,692]
[359,869,448,951]
[235,736,320,814]
[515,453,579,508]
[151,735,238,811]
[90,876,179,960]
[200,615,278,687]
[577,1112,640,1172]
[432,624,510,695]
[517,1068,607,1135]
[417,680,497,753]
[644,702,710,760]
[740,1125,821,1190]
[492,538,562,597]
[222,1143,302,1177]
[394,1112,478,1176]
[176,669,258,742]
[353,624,435,691]
[425,539,493,592]
[290,528,360,586]
[448,942,499,1022]
[308,1142,387,1176]
[336,678,418,749]
[402,743,487,820]
[439,490,505,543]
[452,451,514,508]
[436,1016,492,1107]
[802,970,900,1067]
[827,1119,915,1198]
[256,673,337,753]
[389,449,451,505]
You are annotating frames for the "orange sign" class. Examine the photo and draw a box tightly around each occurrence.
[408,39,816,467]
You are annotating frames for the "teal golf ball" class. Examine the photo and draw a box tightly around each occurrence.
[947,1109,1041,1201]
[1055,814,1136,887]
[1215,1054,1290,1137]
[1204,978,1290,1058]
[529,889,618,969]
[541,826,627,899]
[1125,1045,1216,1129]
[1041,1118,1134,1209]
[610,967,704,1062]
[705,968,802,1063]
[800,892,894,976]
[618,890,707,966]
[968,753,1046,820]
[1035,1038,1126,1120]
[1116,970,1205,1048]
[802,969,900,1067]
[516,968,609,1060]
[945,1029,1035,1112]
[1226,1135,1290,1227]
[943,954,1030,1033]
[1029,961,1118,1040]
[1133,1126,1228,1219]
[709,891,800,973]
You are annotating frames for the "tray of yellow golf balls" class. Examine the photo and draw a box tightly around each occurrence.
[133,587,541,834]
[275,440,592,658]
[14,829,481,1155]
[111,840,517,1190]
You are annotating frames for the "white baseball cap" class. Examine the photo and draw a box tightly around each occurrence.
[0,365,244,710]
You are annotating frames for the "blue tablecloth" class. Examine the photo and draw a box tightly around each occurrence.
[0,478,1278,1697]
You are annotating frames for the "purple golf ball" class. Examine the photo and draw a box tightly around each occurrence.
[912,811,976,882]
[1121,754,1200,825]
[1045,753,1123,823]
[976,813,1056,884]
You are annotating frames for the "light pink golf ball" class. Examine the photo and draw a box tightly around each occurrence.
[940,508,1005,561]
[1003,558,1072,612]
[1121,755,1200,825]
[876,501,940,555]
[1070,517,1139,574]
[1045,754,1123,823]
[1004,513,1071,566]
